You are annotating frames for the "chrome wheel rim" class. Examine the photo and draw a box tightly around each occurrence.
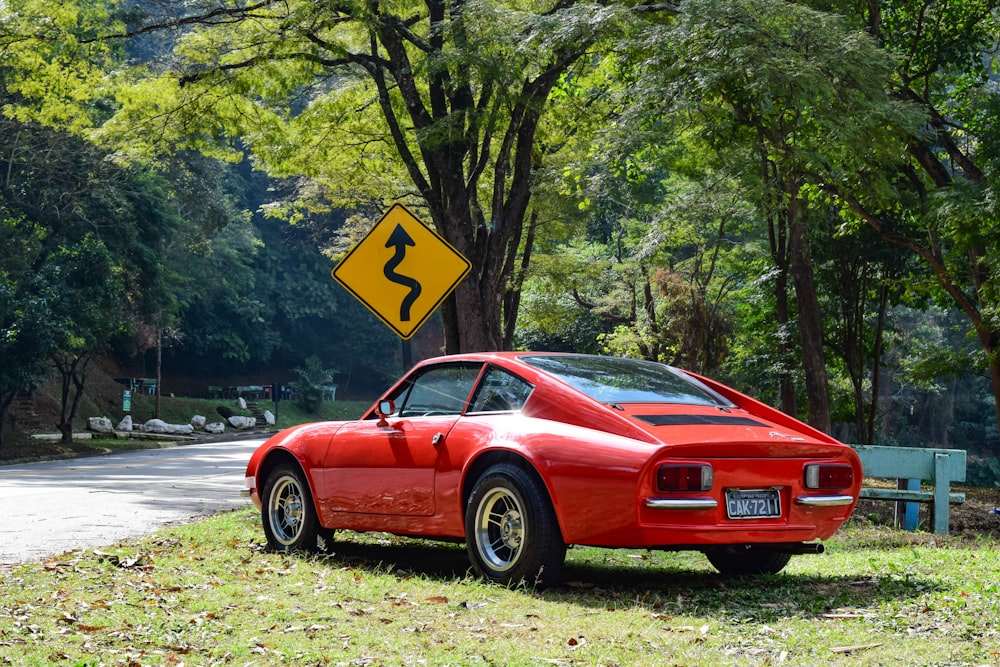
[474,487,525,572]
[268,475,305,546]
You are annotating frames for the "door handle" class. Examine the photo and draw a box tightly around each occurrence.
[432,432,445,446]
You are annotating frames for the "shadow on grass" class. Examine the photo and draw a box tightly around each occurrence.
[287,533,942,622]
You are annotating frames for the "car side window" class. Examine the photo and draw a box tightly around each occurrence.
[397,364,482,417]
[469,367,534,413]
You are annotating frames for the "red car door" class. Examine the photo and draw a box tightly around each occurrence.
[317,415,458,516]
[316,362,483,517]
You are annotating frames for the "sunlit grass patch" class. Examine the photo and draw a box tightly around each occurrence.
[2,509,999,665]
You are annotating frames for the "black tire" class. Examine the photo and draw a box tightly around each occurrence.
[261,463,323,553]
[704,545,792,576]
[465,463,566,589]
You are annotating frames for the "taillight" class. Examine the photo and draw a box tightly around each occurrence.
[657,464,713,492]
[804,464,853,490]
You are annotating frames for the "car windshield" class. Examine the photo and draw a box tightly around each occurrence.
[520,354,733,407]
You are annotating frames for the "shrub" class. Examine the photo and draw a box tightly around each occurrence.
[291,356,335,415]
[966,456,1000,488]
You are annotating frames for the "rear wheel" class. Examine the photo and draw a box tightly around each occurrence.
[705,545,792,576]
[466,464,566,589]
[261,464,323,553]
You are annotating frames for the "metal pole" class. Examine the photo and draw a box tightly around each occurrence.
[273,381,279,427]
[402,339,414,371]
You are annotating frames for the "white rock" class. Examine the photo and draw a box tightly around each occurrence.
[88,416,115,434]
[263,410,275,426]
[116,415,133,432]
[143,419,194,435]
[238,397,247,410]
[191,415,206,430]
[228,415,257,430]
[143,419,169,433]
[205,421,226,434]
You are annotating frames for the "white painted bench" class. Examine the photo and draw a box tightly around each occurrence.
[851,445,967,535]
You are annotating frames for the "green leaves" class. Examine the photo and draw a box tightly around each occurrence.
[0,0,124,131]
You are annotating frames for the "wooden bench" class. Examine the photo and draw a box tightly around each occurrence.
[851,445,967,535]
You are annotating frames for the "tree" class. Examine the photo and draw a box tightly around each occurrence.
[42,238,127,443]
[0,113,180,444]
[829,0,1000,434]
[0,0,122,130]
[617,0,919,431]
[0,217,59,448]
[96,0,637,353]
[533,172,748,374]
[815,216,911,444]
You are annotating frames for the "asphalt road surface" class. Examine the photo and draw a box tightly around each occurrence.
[0,439,264,566]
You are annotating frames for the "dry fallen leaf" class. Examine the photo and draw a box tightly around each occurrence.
[831,643,883,654]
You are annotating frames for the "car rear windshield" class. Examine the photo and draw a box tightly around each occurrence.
[520,354,733,407]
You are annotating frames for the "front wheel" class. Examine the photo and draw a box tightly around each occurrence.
[261,463,323,552]
[704,545,792,576]
[465,464,566,589]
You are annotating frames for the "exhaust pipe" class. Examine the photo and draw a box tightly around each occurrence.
[773,542,825,555]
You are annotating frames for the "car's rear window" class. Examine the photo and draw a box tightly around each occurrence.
[520,354,732,407]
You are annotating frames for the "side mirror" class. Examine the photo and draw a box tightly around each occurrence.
[375,399,396,426]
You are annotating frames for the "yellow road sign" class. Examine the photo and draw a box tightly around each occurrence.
[332,203,472,340]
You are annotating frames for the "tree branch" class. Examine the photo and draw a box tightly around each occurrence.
[87,0,282,42]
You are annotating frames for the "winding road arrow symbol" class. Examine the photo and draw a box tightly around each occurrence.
[383,223,422,322]
[331,203,470,340]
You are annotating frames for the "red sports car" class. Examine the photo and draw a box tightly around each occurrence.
[243,352,862,588]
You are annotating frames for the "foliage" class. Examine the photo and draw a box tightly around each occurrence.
[2,0,999,451]
[966,457,1000,488]
[93,0,645,352]
[621,0,920,431]
[523,99,759,369]
[290,356,337,415]
[0,0,123,131]
[0,219,60,448]
[0,112,187,444]
[825,0,1000,432]
[43,237,128,442]
[167,212,269,365]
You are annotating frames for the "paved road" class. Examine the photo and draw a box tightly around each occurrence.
[0,439,264,566]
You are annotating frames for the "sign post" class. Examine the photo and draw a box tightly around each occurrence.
[332,204,471,359]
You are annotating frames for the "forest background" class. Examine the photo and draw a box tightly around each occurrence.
[1,0,999,484]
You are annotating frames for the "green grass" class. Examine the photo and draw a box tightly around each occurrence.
[2,511,999,666]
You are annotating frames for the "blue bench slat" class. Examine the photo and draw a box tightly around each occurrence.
[859,488,965,504]
[851,445,967,482]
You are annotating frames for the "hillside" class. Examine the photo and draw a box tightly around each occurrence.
[1,359,370,463]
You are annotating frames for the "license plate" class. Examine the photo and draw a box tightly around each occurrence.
[725,489,782,519]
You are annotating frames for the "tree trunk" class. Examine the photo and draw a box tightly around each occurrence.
[986,343,1000,438]
[0,390,14,451]
[864,283,889,445]
[502,210,539,350]
[54,354,90,445]
[154,322,162,419]
[787,192,831,433]
[371,9,579,355]
[767,212,798,417]
[451,276,503,352]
